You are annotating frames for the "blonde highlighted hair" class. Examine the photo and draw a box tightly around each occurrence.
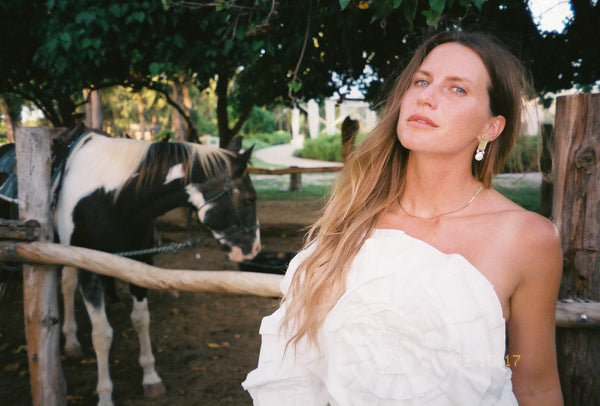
[283,30,532,347]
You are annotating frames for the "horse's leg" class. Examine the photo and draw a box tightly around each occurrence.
[61,265,83,357]
[79,271,114,406]
[130,284,166,398]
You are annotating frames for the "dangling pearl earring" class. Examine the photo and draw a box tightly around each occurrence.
[474,134,489,161]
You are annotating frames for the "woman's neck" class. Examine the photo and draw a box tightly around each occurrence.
[399,153,481,219]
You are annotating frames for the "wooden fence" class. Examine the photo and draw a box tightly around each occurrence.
[248,165,342,191]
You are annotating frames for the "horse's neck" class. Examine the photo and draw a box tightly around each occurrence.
[115,178,190,223]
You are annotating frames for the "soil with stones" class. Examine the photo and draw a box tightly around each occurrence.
[0,196,326,406]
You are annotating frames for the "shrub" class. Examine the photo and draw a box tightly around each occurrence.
[295,134,342,162]
[242,107,276,134]
[270,130,292,145]
[501,135,539,173]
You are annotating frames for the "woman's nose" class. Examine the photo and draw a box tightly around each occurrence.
[417,85,437,108]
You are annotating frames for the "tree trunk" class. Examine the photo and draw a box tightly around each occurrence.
[0,96,16,143]
[215,71,257,148]
[83,89,103,130]
[136,92,146,139]
[216,71,232,148]
[171,83,186,141]
[552,93,600,406]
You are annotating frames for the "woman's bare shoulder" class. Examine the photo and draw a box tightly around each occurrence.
[485,189,562,277]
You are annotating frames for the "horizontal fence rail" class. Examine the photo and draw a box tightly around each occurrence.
[0,241,283,297]
[248,166,342,175]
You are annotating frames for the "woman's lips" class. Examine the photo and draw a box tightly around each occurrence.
[406,114,438,128]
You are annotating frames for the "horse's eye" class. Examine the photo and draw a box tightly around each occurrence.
[243,198,256,206]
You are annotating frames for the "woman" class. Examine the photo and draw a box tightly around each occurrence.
[243,30,563,405]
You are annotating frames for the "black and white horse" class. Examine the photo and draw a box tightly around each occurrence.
[0,125,260,406]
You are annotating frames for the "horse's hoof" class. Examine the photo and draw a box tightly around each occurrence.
[65,343,83,359]
[143,382,166,398]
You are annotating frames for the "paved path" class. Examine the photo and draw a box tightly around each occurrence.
[253,143,343,168]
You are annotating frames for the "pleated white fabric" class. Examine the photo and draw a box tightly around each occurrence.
[242,229,518,406]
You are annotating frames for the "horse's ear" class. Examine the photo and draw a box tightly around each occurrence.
[240,144,254,163]
[231,144,254,176]
[225,136,243,154]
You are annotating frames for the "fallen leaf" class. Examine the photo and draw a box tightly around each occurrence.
[4,362,20,371]
[13,345,27,354]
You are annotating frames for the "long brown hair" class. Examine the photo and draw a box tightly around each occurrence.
[283,30,532,347]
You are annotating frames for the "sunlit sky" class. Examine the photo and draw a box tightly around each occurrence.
[528,0,573,33]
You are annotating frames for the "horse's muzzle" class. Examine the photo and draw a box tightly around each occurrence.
[226,239,261,262]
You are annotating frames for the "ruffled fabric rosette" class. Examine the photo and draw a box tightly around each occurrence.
[320,229,517,406]
[243,229,517,406]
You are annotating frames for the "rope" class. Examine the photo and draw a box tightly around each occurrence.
[115,236,210,258]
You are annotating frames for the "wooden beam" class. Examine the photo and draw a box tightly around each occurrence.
[0,241,283,298]
[0,219,41,241]
[248,165,342,175]
[556,301,600,328]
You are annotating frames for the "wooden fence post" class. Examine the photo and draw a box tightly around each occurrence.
[16,127,66,406]
[552,93,600,405]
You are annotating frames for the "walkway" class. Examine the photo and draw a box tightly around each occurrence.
[252,143,343,168]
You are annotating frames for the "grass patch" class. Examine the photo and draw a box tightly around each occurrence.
[493,184,541,212]
[257,186,332,200]
[251,172,338,200]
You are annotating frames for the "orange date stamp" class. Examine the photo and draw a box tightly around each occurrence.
[505,354,521,367]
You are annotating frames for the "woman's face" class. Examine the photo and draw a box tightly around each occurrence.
[397,42,503,158]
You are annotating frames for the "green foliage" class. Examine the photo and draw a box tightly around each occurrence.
[295,134,343,162]
[155,129,175,141]
[2,0,598,143]
[197,116,218,136]
[501,135,539,173]
[338,0,486,28]
[0,119,6,139]
[242,107,276,134]
[270,130,293,145]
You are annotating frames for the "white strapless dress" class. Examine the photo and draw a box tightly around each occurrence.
[242,229,518,406]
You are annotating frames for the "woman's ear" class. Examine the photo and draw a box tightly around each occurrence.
[486,115,506,142]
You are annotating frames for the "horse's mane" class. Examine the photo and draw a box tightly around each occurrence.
[133,140,231,194]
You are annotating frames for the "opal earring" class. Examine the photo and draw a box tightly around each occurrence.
[474,134,489,161]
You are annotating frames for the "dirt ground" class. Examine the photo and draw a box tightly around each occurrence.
[0,196,326,406]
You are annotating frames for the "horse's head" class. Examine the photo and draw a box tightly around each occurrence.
[186,137,260,262]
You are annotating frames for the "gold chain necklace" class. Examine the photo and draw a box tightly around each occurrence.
[398,185,483,220]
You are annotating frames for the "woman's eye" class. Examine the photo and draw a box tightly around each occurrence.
[415,79,429,87]
[451,86,466,95]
